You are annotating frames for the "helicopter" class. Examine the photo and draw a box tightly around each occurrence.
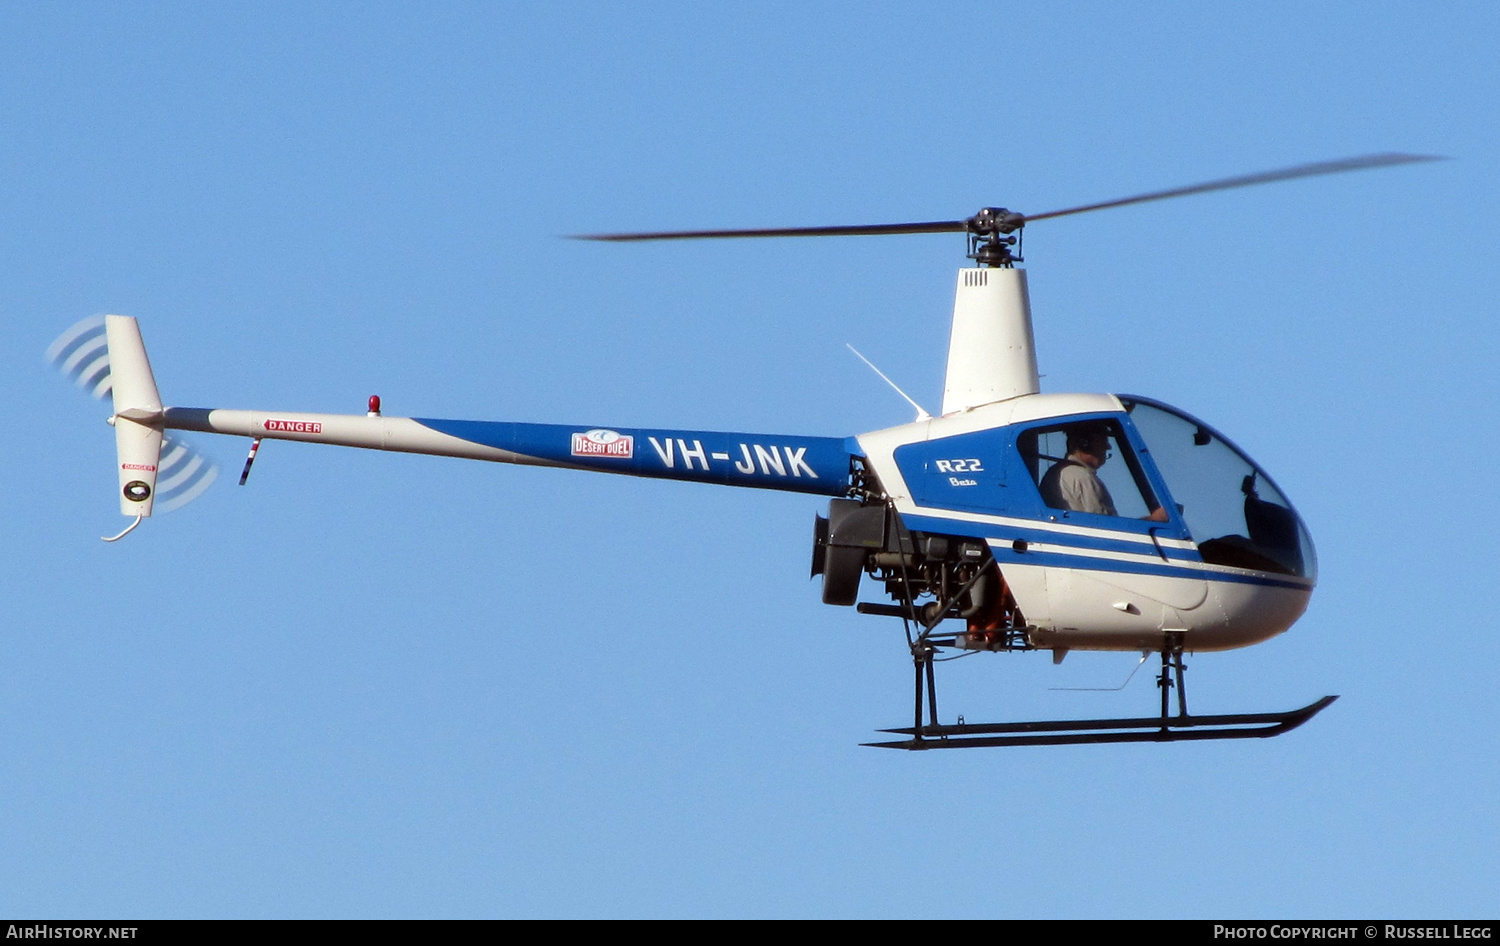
[49,153,1438,749]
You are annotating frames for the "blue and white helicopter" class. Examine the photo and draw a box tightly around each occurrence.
[51,154,1436,748]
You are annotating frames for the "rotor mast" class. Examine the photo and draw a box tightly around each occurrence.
[943,261,1039,414]
[942,208,1039,414]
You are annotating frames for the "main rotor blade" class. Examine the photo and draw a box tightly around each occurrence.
[573,153,1443,242]
[1023,152,1444,223]
[573,219,968,242]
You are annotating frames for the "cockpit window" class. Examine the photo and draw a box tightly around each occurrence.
[1122,398,1316,579]
[1017,418,1161,520]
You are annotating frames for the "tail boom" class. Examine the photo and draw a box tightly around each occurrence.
[163,408,855,497]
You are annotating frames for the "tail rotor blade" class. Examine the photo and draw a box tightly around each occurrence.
[154,435,220,513]
[47,316,113,399]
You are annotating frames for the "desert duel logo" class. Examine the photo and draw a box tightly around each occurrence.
[571,428,634,459]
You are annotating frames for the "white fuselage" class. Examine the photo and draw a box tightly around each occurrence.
[856,393,1314,653]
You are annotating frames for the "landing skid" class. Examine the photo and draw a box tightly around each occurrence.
[869,627,1337,750]
[865,695,1338,749]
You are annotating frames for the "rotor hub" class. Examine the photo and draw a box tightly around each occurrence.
[966,207,1025,268]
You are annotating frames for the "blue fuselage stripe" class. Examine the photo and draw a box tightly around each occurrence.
[414,418,853,497]
[899,512,1312,590]
[992,546,1310,589]
[900,512,1191,559]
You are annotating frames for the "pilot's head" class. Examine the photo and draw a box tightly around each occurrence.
[1066,423,1111,469]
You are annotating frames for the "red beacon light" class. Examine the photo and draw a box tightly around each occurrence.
[367,395,381,417]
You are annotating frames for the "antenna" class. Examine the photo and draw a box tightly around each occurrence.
[847,344,932,421]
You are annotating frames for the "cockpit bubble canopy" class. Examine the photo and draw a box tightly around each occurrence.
[1121,397,1316,580]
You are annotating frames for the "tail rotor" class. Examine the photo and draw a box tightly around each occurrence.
[47,315,219,535]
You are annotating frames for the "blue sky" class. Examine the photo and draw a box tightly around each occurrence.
[3,3,1496,918]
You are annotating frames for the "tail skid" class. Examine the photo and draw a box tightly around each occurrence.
[102,516,144,543]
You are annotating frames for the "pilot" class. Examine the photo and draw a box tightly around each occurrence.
[1040,423,1169,522]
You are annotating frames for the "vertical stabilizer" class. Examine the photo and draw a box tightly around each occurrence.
[48,315,220,524]
[104,315,165,517]
[940,267,1039,414]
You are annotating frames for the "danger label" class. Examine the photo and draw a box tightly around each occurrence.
[264,419,323,434]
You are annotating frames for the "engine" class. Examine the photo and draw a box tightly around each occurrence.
[810,499,1026,644]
